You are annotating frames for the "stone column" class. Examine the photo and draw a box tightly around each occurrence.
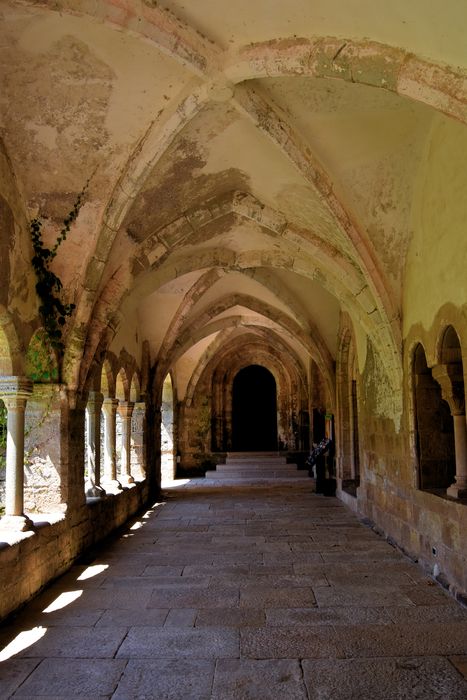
[0,377,33,531]
[101,398,122,493]
[85,391,106,498]
[130,401,146,481]
[432,363,467,499]
[118,401,135,486]
[448,414,467,498]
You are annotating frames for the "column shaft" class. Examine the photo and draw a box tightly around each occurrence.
[102,398,122,492]
[86,392,105,498]
[0,377,33,531]
[118,401,134,486]
[447,414,467,498]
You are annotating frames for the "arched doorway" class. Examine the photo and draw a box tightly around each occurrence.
[232,365,277,451]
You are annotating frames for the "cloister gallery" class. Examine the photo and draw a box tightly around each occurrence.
[0,0,466,636]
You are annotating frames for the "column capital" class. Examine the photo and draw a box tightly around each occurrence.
[432,363,465,415]
[0,376,33,402]
[117,401,134,418]
[87,391,104,411]
[102,397,119,412]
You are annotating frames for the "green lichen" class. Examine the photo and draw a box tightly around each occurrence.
[26,328,59,383]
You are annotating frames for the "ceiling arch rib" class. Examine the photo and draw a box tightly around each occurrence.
[64,81,214,389]
[76,187,368,387]
[160,299,333,396]
[171,292,333,373]
[184,329,310,408]
[132,192,366,316]
[155,268,226,369]
[230,87,403,402]
[232,85,399,329]
[25,0,221,76]
[79,234,393,398]
[226,38,467,125]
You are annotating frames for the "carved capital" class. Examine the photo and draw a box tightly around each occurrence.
[87,391,104,412]
[102,397,119,415]
[432,363,465,415]
[117,401,135,419]
[0,376,33,402]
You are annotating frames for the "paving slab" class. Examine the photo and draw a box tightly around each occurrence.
[1,480,466,699]
[196,608,266,627]
[385,604,467,625]
[313,584,414,607]
[148,586,240,608]
[266,606,392,626]
[116,626,239,659]
[0,658,40,697]
[240,585,316,608]
[302,657,467,699]
[335,622,467,657]
[95,608,168,627]
[449,655,467,679]
[164,608,197,627]
[240,626,344,658]
[12,658,126,697]
[211,658,308,699]
[112,659,215,699]
[10,626,128,658]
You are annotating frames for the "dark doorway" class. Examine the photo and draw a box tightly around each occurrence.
[232,365,277,451]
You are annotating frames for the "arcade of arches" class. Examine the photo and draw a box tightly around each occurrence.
[0,0,466,622]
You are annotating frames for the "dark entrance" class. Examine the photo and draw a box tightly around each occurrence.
[232,365,278,451]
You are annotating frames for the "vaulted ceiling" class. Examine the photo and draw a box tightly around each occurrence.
[1,0,466,409]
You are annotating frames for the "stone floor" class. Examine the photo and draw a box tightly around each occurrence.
[1,479,467,699]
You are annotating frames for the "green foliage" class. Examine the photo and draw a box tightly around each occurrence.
[26,329,59,383]
[30,179,91,355]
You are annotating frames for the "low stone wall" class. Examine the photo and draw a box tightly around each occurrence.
[358,479,467,605]
[0,481,150,621]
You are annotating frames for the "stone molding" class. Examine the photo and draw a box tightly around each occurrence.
[432,363,465,415]
[0,376,33,400]
[117,401,135,418]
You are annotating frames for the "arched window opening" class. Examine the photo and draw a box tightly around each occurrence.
[433,327,467,500]
[232,365,278,451]
[161,374,175,484]
[413,344,456,492]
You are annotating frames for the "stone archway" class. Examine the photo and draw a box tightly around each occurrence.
[231,365,278,451]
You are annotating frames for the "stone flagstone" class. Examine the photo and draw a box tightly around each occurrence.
[0,480,466,699]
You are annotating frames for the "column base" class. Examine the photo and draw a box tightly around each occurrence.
[0,514,34,531]
[102,479,123,494]
[86,483,107,498]
[447,482,467,499]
